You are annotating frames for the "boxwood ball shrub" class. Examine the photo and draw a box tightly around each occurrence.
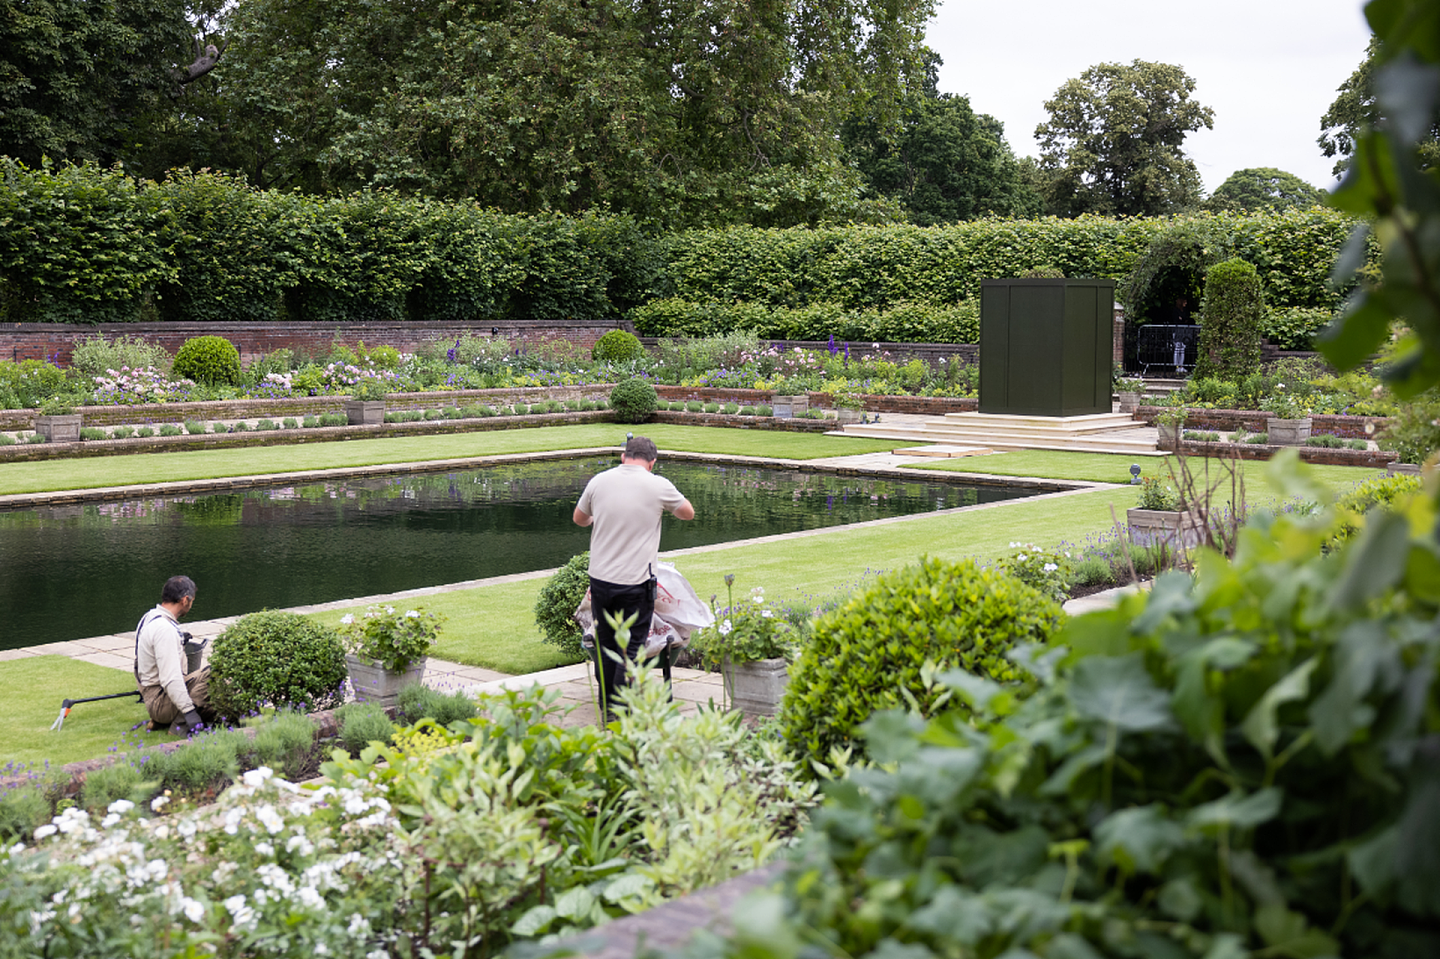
[609,378,659,423]
[533,551,591,657]
[171,335,242,386]
[779,557,1063,769]
[207,611,348,722]
[591,329,645,363]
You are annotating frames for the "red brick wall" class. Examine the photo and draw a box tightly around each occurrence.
[1135,406,1389,440]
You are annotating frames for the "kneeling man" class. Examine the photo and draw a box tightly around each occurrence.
[134,575,213,735]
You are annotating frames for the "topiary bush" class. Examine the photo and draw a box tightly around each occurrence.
[609,378,659,423]
[1194,257,1265,381]
[779,556,1063,769]
[533,551,591,657]
[172,335,241,386]
[207,611,348,722]
[591,329,645,363]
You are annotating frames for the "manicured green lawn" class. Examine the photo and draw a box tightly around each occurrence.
[0,657,157,768]
[0,425,900,496]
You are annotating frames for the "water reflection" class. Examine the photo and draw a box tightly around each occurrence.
[0,457,1039,649]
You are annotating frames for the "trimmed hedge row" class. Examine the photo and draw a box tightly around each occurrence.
[0,160,1362,329]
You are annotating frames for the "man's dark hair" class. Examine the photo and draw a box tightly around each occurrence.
[623,436,658,462]
[161,575,197,604]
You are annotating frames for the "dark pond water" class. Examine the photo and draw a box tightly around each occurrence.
[0,457,1043,649]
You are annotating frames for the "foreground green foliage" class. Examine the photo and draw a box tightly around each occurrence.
[706,456,1440,959]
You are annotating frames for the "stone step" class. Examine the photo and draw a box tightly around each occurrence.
[939,412,1142,435]
[840,423,1163,455]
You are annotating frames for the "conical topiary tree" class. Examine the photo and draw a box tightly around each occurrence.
[1194,257,1265,380]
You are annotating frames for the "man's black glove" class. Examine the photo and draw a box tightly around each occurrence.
[182,709,204,733]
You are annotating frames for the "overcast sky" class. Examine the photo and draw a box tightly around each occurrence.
[924,0,1375,196]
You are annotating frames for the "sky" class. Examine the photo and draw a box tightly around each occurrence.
[924,0,1375,196]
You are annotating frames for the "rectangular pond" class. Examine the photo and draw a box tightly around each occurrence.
[0,456,1049,649]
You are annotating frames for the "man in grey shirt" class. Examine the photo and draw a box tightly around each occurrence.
[573,436,695,719]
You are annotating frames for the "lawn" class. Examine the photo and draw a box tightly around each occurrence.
[0,657,157,768]
[0,425,900,496]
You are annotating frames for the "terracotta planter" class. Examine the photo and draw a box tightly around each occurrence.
[346,653,426,708]
[770,395,809,419]
[35,414,82,443]
[343,400,386,426]
[1117,391,1141,414]
[1126,508,1204,551]
[1266,416,1312,446]
[722,656,790,718]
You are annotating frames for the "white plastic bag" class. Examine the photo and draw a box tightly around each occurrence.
[575,562,715,659]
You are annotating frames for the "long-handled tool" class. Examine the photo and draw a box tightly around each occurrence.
[49,690,143,731]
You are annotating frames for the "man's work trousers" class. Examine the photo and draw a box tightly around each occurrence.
[589,576,654,721]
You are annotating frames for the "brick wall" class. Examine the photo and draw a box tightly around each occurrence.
[655,385,976,414]
[0,318,632,368]
[1134,406,1389,440]
[1177,437,1396,469]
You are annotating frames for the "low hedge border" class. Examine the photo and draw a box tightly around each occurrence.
[655,386,977,415]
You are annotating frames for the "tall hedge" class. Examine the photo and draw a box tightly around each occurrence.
[0,158,1366,330]
[1194,258,1265,380]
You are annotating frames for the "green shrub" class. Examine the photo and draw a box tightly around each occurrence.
[145,728,247,792]
[171,336,241,386]
[183,420,206,435]
[609,378,659,423]
[256,419,279,430]
[302,416,320,428]
[703,402,720,413]
[591,330,645,363]
[1330,472,1423,544]
[245,711,318,780]
[1247,430,1269,443]
[319,413,347,427]
[723,402,739,414]
[207,611,348,722]
[397,684,478,727]
[533,552,591,658]
[1378,393,1440,464]
[686,400,703,412]
[0,360,65,406]
[68,335,173,378]
[78,427,106,440]
[282,418,298,429]
[230,421,249,432]
[778,557,1063,768]
[80,761,150,812]
[335,702,396,755]
[158,424,181,436]
[1194,257,1265,380]
[739,405,757,415]
[1261,305,1335,350]
[0,785,53,841]
[111,425,133,439]
[365,345,402,370]
[135,426,154,438]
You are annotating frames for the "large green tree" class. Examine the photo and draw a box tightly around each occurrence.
[1203,167,1326,212]
[213,0,931,228]
[1318,34,1440,178]
[842,56,1042,224]
[0,0,224,169]
[1034,59,1214,218]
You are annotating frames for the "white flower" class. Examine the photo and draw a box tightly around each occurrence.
[254,841,274,858]
[1043,563,1059,572]
[255,804,285,835]
[405,610,420,618]
[106,800,134,816]
[340,614,354,625]
[182,898,205,923]
[33,825,57,841]
[348,913,372,937]
[761,609,773,618]
[717,619,732,636]
[150,795,169,812]
[242,767,274,789]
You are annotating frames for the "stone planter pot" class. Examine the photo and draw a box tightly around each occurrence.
[771,395,809,419]
[1156,422,1181,450]
[35,414,82,443]
[1387,461,1422,477]
[832,408,862,426]
[1126,508,1205,551]
[343,400,386,426]
[1266,416,1312,446]
[1117,391,1141,414]
[722,656,790,718]
[346,654,426,708]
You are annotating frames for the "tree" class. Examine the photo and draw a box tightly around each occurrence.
[1318,35,1440,178]
[1034,60,1214,217]
[842,56,1042,224]
[0,0,225,169]
[1203,167,1326,212]
[213,0,933,228]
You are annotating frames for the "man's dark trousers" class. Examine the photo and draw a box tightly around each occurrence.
[590,577,654,719]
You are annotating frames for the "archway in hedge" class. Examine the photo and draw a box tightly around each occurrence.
[1118,222,1234,371]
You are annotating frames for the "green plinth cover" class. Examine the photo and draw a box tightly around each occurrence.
[979,278,1115,416]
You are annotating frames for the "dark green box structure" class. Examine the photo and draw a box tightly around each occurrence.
[979,278,1115,416]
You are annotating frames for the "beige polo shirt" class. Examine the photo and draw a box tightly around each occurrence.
[577,463,688,585]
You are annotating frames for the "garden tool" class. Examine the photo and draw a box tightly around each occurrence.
[49,690,143,731]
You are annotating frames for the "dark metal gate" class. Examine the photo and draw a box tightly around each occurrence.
[1137,324,1198,375]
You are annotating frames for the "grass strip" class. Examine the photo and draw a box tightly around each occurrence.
[0,425,899,496]
[0,656,154,767]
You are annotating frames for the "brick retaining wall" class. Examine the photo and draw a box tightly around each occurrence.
[1135,406,1389,440]
[655,385,976,414]
[1176,437,1396,469]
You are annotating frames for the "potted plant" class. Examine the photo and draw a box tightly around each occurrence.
[1114,376,1145,414]
[338,604,444,707]
[34,397,82,443]
[688,575,797,718]
[1153,405,1187,450]
[1126,476,1203,550]
[1261,387,1312,445]
[343,377,389,425]
[831,392,865,425]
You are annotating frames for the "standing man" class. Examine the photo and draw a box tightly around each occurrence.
[573,436,695,719]
[135,575,213,735]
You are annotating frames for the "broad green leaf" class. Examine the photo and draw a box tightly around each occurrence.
[1309,622,1391,755]
[1043,933,1105,959]
[1241,658,1319,759]
[1394,751,1440,917]
[1254,903,1341,958]
[1158,877,1203,922]
[602,872,653,902]
[1093,805,1187,875]
[1186,788,1283,832]
[1327,510,1412,612]
[1200,933,1248,959]
[1347,824,1399,899]
[868,939,936,959]
[511,904,556,937]
[904,885,993,944]
[938,668,1002,711]
[1070,653,1177,733]
[1055,607,1135,662]
[554,884,596,921]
